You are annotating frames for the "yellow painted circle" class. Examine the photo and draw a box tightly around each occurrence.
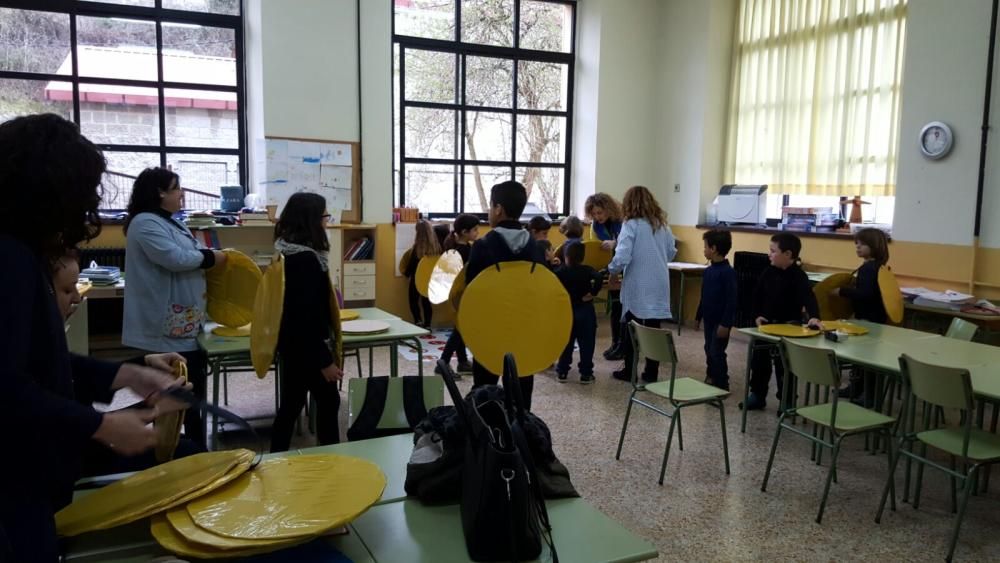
[206,249,262,328]
[458,261,572,375]
[186,455,386,540]
[759,324,821,338]
[415,254,439,297]
[581,240,612,269]
[154,362,188,463]
[152,513,305,559]
[821,321,870,335]
[340,309,361,321]
[813,272,855,321]
[250,254,284,379]
[56,449,254,537]
[429,250,464,305]
[878,266,904,324]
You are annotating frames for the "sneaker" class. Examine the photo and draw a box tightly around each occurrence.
[580,374,595,385]
[612,369,631,382]
[456,360,473,373]
[605,349,624,361]
[557,372,568,383]
[739,392,767,411]
[434,363,445,376]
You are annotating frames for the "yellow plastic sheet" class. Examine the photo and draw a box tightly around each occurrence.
[164,508,302,552]
[813,273,855,321]
[428,250,464,305]
[340,309,360,321]
[212,325,251,337]
[186,455,386,540]
[415,254,439,297]
[581,240,612,269]
[154,362,187,463]
[878,266,905,323]
[759,324,821,338]
[458,261,571,375]
[151,514,305,559]
[821,321,870,335]
[206,249,262,329]
[250,253,284,378]
[56,449,253,536]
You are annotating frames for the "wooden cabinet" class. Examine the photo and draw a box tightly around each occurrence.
[328,225,377,306]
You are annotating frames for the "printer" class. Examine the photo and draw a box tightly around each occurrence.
[716,184,767,225]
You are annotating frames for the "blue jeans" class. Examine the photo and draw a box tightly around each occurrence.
[703,321,730,390]
[557,304,597,377]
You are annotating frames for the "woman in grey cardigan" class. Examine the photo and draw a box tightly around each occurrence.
[123,167,226,446]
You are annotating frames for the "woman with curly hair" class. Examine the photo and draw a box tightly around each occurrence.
[584,192,625,359]
[606,186,677,383]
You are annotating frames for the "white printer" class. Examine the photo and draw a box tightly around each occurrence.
[716,184,767,225]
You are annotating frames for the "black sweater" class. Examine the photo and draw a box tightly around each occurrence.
[557,264,604,306]
[752,264,820,323]
[465,221,546,283]
[695,259,738,327]
[278,251,335,371]
[840,260,887,323]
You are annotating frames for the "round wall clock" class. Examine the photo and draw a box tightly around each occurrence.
[919,121,953,160]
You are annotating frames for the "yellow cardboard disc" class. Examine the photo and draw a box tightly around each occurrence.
[186,455,386,540]
[821,321,870,335]
[813,272,855,321]
[151,513,304,559]
[340,309,360,321]
[458,261,571,375]
[415,254,439,297]
[398,248,413,276]
[206,249,262,329]
[428,250,464,305]
[581,240,612,269]
[759,324,821,338]
[342,319,390,334]
[212,325,250,337]
[449,268,467,312]
[56,449,254,537]
[154,362,188,463]
[878,266,904,324]
[167,452,256,508]
[164,508,300,552]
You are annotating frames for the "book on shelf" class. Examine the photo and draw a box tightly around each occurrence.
[343,239,364,260]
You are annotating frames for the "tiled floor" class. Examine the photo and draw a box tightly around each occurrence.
[192,320,1000,562]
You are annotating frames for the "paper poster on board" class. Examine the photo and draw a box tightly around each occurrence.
[261,138,355,214]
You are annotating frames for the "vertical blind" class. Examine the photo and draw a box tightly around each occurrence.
[724,0,907,196]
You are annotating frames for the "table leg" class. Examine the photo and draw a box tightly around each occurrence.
[740,338,756,433]
[415,338,424,377]
[210,356,221,449]
[676,272,685,335]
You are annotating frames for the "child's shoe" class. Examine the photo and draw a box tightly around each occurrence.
[739,392,766,411]
[580,374,595,385]
[456,360,473,373]
[557,371,568,383]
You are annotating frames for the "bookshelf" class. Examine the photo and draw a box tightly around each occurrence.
[329,224,377,305]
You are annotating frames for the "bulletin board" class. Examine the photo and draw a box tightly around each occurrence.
[261,136,362,224]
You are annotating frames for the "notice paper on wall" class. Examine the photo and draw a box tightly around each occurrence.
[395,223,416,277]
[261,138,353,213]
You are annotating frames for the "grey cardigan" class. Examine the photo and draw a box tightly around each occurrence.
[123,212,211,352]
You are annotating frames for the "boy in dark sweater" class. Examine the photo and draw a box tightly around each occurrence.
[555,242,604,384]
[742,233,821,411]
[466,181,546,410]
[695,230,737,391]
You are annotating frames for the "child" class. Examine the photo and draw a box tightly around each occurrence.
[466,181,547,410]
[270,192,343,451]
[437,214,479,374]
[743,232,821,411]
[555,242,603,384]
[536,239,561,269]
[433,223,451,250]
[695,230,737,391]
[528,215,552,241]
[558,215,584,262]
[404,220,441,328]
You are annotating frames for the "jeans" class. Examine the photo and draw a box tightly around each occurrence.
[441,327,468,364]
[270,354,341,452]
[557,304,597,377]
[702,321,731,390]
[472,360,534,412]
[621,312,665,381]
[750,344,785,400]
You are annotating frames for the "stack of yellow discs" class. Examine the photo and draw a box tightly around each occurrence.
[150,454,386,558]
[759,324,821,338]
[154,362,188,463]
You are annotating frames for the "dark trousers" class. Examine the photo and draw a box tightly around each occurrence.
[472,360,534,412]
[271,355,341,452]
[621,312,665,381]
[702,321,731,390]
[608,290,623,347]
[557,304,597,377]
[177,349,208,448]
[2,498,58,563]
[441,327,468,364]
[750,344,785,400]
[407,276,432,326]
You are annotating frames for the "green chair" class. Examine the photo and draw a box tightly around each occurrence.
[875,355,1000,563]
[346,375,443,437]
[761,339,896,523]
[945,318,978,342]
[615,321,730,485]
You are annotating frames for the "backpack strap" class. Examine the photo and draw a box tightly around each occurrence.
[346,376,390,441]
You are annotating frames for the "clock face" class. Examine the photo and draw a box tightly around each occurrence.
[919,121,953,159]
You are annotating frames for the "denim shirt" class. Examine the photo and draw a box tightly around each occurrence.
[607,219,677,320]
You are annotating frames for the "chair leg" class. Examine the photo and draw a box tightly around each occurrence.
[816,436,844,524]
[222,367,229,405]
[950,455,958,513]
[761,416,786,492]
[658,413,679,485]
[718,400,731,475]
[675,409,684,451]
[876,437,904,523]
[740,340,755,434]
[913,443,928,510]
[615,396,636,460]
[946,468,978,563]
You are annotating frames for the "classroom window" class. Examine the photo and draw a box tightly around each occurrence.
[0,0,246,211]
[725,0,907,225]
[393,0,576,217]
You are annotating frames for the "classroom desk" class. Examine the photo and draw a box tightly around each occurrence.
[807,271,834,285]
[668,262,708,335]
[349,497,659,563]
[306,433,414,505]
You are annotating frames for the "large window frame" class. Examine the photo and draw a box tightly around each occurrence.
[393,0,576,218]
[0,0,246,210]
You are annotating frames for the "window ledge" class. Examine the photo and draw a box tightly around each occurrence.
[696,223,857,240]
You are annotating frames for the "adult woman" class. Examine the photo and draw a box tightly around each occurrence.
[123,167,226,447]
[606,186,677,383]
[270,192,344,451]
[0,114,185,562]
[584,193,625,360]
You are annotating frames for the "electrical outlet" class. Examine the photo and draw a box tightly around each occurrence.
[674,183,680,193]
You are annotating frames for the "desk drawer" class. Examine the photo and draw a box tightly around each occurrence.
[344,286,375,301]
[344,262,375,276]
[344,275,375,289]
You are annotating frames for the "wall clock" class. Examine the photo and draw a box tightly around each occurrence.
[919,121,953,160]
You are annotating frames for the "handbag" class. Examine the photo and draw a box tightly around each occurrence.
[440,355,558,562]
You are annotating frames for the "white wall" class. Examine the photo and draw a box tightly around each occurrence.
[893,0,992,246]
[570,0,601,217]
[359,0,393,224]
